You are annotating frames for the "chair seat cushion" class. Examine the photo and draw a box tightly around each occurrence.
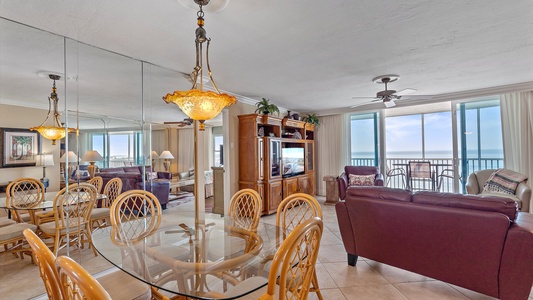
[38,219,85,235]
[90,208,110,220]
[98,269,151,300]
[0,223,37,241]
[0,217,16,228]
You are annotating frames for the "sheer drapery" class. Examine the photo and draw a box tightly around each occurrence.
[178,128,194,173]
[315,114,350,195]
[500,92,533,212]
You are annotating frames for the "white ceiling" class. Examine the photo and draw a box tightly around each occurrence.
[1,0,533,121]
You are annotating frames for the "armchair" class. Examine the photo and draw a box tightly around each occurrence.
[466,169,531,213]
[337,166,384,200]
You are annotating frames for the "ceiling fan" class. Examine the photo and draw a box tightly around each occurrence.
[164,118,193,127]
[351,74,429,108]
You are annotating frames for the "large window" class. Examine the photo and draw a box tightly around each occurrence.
[213,135,223,167]
[350,113,379,166]
[88,131,143,168]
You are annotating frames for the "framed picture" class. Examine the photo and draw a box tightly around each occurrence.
[0,128,41,168]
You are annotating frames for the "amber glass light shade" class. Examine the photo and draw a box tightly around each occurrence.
[163,89,236,130]
[30,126,76,145]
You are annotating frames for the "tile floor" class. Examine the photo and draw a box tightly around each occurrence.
[1,196,532,300]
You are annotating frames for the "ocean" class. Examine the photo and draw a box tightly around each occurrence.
[352,149,504,159]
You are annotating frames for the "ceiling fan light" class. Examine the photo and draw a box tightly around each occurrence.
[384,100,396,108]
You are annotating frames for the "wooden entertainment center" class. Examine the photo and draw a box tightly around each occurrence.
[238,114,315,215]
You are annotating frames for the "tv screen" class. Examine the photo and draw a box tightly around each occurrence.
[282,147,305,178]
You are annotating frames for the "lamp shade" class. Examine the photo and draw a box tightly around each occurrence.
[151,151,159,158]
[36,154,54,167]
[159,150,174,160]
[60,151,78,163]
[81,150,103,162]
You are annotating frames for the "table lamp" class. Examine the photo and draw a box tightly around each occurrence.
[81,150,103,178]
[159,150,174,172]
[151,151,159,170]
[60,151,78,181]
[36,154,54,190]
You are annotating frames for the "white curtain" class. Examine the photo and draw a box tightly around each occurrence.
[315,113,350,195]
[178,128,194,173]
[500,92,533,212]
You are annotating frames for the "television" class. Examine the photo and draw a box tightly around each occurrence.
[282,147,305,178]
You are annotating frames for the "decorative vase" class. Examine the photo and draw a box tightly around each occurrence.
[292,113,300,120]
[286,111,293,119]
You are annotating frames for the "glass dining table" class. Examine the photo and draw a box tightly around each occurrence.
[92,210,283,300]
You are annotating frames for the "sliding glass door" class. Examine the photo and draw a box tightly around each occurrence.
[350,113,379,166]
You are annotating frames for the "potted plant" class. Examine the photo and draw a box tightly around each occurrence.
[255,98,279,116]
[303,113,320,126]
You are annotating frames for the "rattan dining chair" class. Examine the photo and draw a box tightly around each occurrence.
[56,255,113,299]
[6,178,46,224]
[24,228,154,300]
[87,175,103,194]
[36,183,97,256]
[90,177,122,232]
[228,188,262,233]
[204,217,324,300]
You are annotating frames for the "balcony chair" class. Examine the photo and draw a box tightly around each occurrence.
[408,161,436,191]
[338,166,384,200]
[466,169,531,213]
[386,165,406,189]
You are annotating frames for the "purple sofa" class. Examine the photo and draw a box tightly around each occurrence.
[97,166,172,209]
[336,186,533,300]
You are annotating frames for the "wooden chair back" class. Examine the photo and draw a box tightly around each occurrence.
[55,256,112,299]
[23,229,62,300]
[228,189,262,232]
[7,178,45,223]
[87,176,103,194]
[102,177,123,207]
[109,190,162,245]
[276,193,322,240]
[263,217,323,300]
[53,183,97,230]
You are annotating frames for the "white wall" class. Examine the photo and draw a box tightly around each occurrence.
[0,104,61,192]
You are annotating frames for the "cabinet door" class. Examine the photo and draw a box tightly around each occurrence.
[305,141,314,172]
[283,178,299,198]
[258,138,264,181]
[265,180,283,214]
[297,175,313,195]
[267,138,282,179]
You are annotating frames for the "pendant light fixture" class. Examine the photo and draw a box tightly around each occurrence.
[163,0,236,131]
[30,74,76,145]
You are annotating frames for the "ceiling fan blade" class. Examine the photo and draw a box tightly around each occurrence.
[164,122,182,124]
[395,88,417,96]
[351,96,376,99]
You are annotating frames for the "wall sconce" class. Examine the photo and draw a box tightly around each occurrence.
[159,150,174,172]
[81,150,103,178]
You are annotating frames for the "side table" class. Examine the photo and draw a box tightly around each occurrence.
[323,176,339,205]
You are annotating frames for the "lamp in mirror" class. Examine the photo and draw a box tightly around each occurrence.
[81,150,103,178]
[36,154,54,190]
[60,151,78,181]
[159,150,174,172]
[151,150,159,169]
[163,0,236,131]
[30,74,76,145]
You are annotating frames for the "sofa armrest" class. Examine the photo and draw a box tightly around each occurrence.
[465,173,480,194]
[375,173,384,186]
[338,173,348,200]
[515,182,531,212]
[335,201,357,265]
[499,212,533,300]
[157,172,172,180]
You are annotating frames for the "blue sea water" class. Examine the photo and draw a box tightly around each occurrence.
[353,149,504,159]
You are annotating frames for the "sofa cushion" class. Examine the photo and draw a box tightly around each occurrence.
[123,166,142,174]
[346,186,412,202]
[349,174,375,186]
[100,167,125,173]
[413,191,518,221]
[482,169,527,195]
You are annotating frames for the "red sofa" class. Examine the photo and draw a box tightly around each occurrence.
[336,186,533,300]
[337,166,384,200]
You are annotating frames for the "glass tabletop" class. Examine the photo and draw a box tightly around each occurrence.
[0,191,106,210]
[92,211,283,299]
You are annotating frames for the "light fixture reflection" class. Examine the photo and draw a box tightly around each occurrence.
[30,74,76,145]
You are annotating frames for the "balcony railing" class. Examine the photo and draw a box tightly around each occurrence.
[350,157,504,193]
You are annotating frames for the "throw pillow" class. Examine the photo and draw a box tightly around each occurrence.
[146,172,158,180]
[482,169,528,195]
[349,174,375,186]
